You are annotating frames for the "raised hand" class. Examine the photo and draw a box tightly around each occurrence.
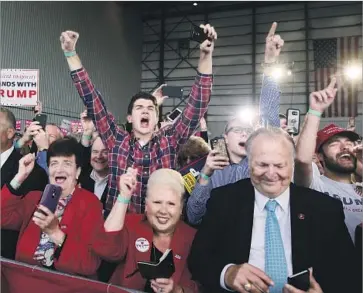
[16,153,36,183]
[119,167,138,200]
[22,121,42,143]
[60,30,79,52]
[265,22,284,63]
[80,110,95,134]
[201,150,229,177]
[33,128,49,151]
[152,84,168,106]
[199,24,217,57]
[309,77,338,113]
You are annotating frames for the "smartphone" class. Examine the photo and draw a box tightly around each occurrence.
[287,270,310,291]
[33,114,47,129]
[190,25,208,43]
[39,184,62,214]
[167,108,182,122]
[162,86,184,98]
[210,137,229,159]
[286,109,300,135]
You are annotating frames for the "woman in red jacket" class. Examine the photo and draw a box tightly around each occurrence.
[1,137,103,276]
[92,168,199,293]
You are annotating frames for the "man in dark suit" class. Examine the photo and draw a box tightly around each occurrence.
[188,127,360,293]
[78,136,109,210]
[0,108,48,259]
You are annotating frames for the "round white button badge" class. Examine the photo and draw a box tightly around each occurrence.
[135,238,150,253]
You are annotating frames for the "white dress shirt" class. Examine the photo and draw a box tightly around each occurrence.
[220,187,293,290]
[1,146,14,168]
[90,169,108,200]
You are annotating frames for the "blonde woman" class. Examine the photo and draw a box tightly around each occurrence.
[92,168,198,293]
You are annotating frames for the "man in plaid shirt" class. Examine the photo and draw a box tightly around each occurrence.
[60,24,216,214]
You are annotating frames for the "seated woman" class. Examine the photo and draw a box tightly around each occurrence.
[92,168,198,293]
[1,137,103,276]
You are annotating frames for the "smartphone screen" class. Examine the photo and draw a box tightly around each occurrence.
[286,109,300,135]
[167,109,182,122]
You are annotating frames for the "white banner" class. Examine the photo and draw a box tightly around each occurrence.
[0,69,39,106]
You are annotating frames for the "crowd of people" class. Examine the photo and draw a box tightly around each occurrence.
[1,22,362,293]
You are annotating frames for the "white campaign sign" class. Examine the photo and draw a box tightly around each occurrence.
[0,69,39,106]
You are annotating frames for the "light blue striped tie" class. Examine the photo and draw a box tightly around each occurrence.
[265,200,288,293]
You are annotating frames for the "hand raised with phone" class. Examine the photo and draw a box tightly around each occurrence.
[60,30,79,52]
[201,150,229,177]
[152,84,168,106]
[119,168,138,200]
[199,24,217,56]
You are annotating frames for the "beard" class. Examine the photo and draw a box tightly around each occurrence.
[322,151,357,174]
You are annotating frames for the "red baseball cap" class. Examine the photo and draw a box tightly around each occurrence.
[316,123,360,152]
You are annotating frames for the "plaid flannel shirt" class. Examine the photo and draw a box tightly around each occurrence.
[71,68,213,214]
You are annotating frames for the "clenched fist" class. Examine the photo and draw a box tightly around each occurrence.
[265,22,284,64]
[60,30,79,52]
[199,24,217,57]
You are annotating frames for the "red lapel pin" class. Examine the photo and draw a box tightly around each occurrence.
[298,213,305,220]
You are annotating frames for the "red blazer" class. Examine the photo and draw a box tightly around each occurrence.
[1,185,103,276]
[92,214,199,292]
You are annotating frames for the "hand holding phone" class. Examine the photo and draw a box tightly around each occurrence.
[190,25,209,43]
[39,184,62,214]
[287,270,310,291]
[33,114,47,130]
[210,137,229,159]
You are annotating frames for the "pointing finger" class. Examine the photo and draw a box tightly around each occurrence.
[267,22,278,37]
[328,77,337,89]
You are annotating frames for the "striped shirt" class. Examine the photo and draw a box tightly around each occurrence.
[186,75,281,225]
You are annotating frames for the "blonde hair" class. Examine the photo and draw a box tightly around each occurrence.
[147,169,185,199]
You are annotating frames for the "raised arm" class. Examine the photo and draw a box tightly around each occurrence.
[60,31,126,150]
[294,78,337,187]
[1,154,36,230]
[92,168,137,261]
[259,22,284,128]
[166,24,215,149]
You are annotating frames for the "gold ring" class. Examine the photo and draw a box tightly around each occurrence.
[244,283,252,291]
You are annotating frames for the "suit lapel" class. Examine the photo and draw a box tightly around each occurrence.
[290,184,312,273]
[234,180,255,263]
[1,149,19,188]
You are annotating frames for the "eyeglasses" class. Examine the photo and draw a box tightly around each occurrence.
[226,126,253,135]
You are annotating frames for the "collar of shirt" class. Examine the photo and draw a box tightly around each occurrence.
[130,132,160,148]
[1,146,14,168]
[90,169,108,184]
[254,186,290,213]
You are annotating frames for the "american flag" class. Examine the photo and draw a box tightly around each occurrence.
[313,37,361,117]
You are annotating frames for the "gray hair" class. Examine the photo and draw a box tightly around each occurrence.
[0,107,16,130]
[146,168,185,199]
[245,126,296,162]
